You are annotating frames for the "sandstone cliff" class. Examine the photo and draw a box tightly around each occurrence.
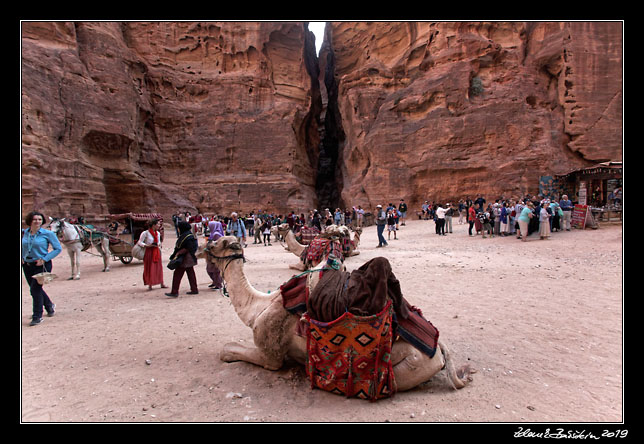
[21,21,622,220]
[322,22,622,211]
[21,21,321,219]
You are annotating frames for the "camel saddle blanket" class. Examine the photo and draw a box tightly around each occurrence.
[300,238,343,267]
[280,273,313,315]
[306,257,439,358]
[304,300,396,401]
[296,226,320,245]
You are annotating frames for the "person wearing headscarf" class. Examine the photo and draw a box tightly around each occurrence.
[137,218,167,291]
[165,221,199,297]
[206,219,225,290]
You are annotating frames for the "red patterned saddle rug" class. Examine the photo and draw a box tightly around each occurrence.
[304,300,396,401]
[300,238,343,267]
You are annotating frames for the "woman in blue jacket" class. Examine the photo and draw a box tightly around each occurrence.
[22,211,62,326]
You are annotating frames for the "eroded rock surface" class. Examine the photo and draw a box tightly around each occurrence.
[323,22,622,209]
[22,22,321,218]
[21,21,621,219]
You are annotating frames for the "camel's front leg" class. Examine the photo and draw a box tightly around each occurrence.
[220,341,284,371]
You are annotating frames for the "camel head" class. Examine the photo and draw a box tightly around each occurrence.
[205,235,245,269]
[195,244,207,259]
[324,224,355,241]
[271,223,291,241]
[275,223,290,235]
[337,225,351,239]
[324,224,345,238]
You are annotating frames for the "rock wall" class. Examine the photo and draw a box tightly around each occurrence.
[323,22,622,211]
[21,21,622,221]
[21,21,321,220]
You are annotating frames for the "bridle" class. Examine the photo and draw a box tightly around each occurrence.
[51,219,80,244]
[209,252,245,262]
[275,224,291,247]
[204,249,245,299]
[206,250,246,276]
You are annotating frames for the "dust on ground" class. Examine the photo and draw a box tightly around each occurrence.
[21,219,623,423]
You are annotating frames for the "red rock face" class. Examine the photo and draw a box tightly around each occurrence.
[21,22,621,221]
[21,22,321,220]
[325,22,622,211]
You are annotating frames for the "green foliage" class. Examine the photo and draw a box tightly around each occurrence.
[469,76,484,97]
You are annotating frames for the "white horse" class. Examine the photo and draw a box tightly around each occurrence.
[48,218,111,280]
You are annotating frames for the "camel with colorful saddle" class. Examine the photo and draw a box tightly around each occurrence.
[205,235,471,400]
[272,224,362,271]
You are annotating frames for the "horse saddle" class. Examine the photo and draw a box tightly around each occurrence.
[77,225,105,250]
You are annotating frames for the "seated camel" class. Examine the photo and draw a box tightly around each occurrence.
[272,224,361,271]
[205,235,471,393]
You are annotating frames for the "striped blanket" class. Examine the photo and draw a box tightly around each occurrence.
[296,226,320,245]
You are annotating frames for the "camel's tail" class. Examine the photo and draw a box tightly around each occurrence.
[439,339,472,390]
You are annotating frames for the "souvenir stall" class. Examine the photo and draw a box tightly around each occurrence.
[554,161,622,224]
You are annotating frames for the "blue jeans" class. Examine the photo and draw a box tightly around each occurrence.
[377,224,387,246]
[22,261,54,319]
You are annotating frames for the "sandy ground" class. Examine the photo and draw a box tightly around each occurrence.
[20,218,623,424]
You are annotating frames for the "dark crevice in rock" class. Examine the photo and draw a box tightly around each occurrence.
[301,25,324,208]
[313,25,345,211]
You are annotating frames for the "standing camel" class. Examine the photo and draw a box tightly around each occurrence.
[48,218,110,279]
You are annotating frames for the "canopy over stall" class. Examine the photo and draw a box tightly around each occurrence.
[555,161,622,207]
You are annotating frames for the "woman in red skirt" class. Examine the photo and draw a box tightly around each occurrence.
[137,219,167,291]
